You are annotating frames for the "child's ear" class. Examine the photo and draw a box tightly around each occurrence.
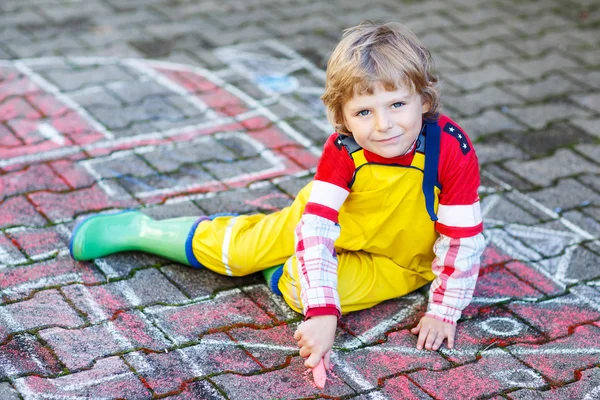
[421,99,431,114]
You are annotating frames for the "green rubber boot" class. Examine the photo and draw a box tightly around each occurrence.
[262,264,284,296]
[69,211,202,266]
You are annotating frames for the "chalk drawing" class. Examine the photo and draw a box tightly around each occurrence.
[479,317,524,337]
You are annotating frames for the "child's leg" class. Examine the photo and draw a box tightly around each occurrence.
[70,211,202,265]
[277,250,436,314]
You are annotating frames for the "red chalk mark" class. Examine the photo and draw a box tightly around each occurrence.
[244,193,290,212]
[312,358,327,389]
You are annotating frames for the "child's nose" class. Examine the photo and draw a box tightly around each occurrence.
[376,112,392,132]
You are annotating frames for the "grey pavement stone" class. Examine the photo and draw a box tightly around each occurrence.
[510,31,589,57]
[0,383,19,400]
[505,149,600,187]
[576,143,600,163]
[161,264,261,299]
[443,64,522,91]
[275,175,313,197]
[142,139,236,172]
[106,80,171,104]
[88,97,186,130]
[94,252,166,280]
[0,27,33,44]
[204,157,275,181]
[504,121,596,158]
[508,367,600,399]
[504,53,581,80]
[483,165,535,192]
[66,42,144,58]
[526,178,600,212]
[0,10,47,26]
[570,118,600,139]
[90,153,156,179]
[566,69,600,90]
[440,42,521,69]
[578,174,600,194]
[267,15,335,36]
[199,24,273,47]
[443,86,523,116]
[482,196,541,225]
[459,109,527,140]
[152,1,225,19]
[505,101,593,130]
[91,8,164,27]
[69,87,123,108]
[566,244,600,281]
[445,6,513,26]
[506,13,574,35]
[40,1,112,22]
[571,92,600,114]
[194,184,292,215]
[143,202,203,220]
[419,31,461,52]
[504,74,589,102]
[566,46,600,66]
[42,64,137,92]
[273,1,338,19]
[445,23,517,46]
[401,13,458,37]
[475,135,529,164]
[5,36,85,58]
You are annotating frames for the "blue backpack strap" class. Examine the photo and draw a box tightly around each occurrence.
[422,120,441,221]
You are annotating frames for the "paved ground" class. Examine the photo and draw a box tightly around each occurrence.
[0,0,599,399]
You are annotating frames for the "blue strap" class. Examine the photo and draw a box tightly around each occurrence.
[185,216,210,268]
[422,121,441,221]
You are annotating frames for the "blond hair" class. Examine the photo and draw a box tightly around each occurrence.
[321,21,440,134]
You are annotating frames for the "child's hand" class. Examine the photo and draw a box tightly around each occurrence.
[294,315,337,369]
[410,316,455,351]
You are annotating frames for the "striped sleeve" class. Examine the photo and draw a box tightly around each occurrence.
[425,232,486,324]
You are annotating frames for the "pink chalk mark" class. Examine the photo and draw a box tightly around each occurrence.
[312,359,327,389]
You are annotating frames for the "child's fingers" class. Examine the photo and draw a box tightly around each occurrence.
[299,346,311,358]
[304,352,322,368]
[431,333,445,351]
[293,329,302,341]
[416,327,429,350]
[424,330,438,350]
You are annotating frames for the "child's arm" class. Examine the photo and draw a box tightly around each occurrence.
[294,315,337,368]
[414,231,486,350]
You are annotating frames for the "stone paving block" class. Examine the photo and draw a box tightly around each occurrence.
[0,122,21,147]
[29,185,136,223]
[164,380,226,399]
[0,164,69,198]
[506,101,592,130]
[508,294,600,339]
[410,349,546,399]
[505,74,589,101]
[565,246,600,282]
[41,64,137,92]
[63,268,188,324]
[0,10,46,26]
[0,383,19,400]
[481,196,540,225]
[338,330,450,389]
[0,96,41,121]
[579,174,600,194]
[125,332,260,396]
[459,109,527,140]
[441,43,520,70]
[339,294,427,348]
[0,255,104,302]
[504,122,596,158]
[0,196,47,229]
[198,24,272,47]
[0,289,83,342]
[506,151,600,187]
[442,86,523,117]
[576,144,600,164]
[508,367,600,399]
[49,156,97,189]
[445,307,544,364]
[6,36,85,59]
[473,264,545,300]
[505,53,581,80]
[143,202,203,220]
[571,92,600,114]
[473,136,529,165]
[504,261,565,296]
[0,232,27,266]
[227,323,299,369]
[93,251,166,279]
[242,284,300,323]
[141,138,236,172]
[479,241,516,267]
[525,178,600,212]
[211,356,356,399]
[267,15,335,36]
[70,41,145,58]
[443,64,522,91]
[0,334,61,379]
[13,356,152,399]
[145,290,274,345]
[0,74,41,103]
[275,174,313,198]
[508,324,600,384]
[446,23,517,47]
[40,310,171,370]
[507,13,574,35]
[7,225,68,260]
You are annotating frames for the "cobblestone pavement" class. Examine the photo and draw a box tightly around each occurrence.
[0,0,599,399]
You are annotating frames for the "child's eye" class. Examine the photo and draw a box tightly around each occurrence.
[357,110,370,116]
[391,102,405,108]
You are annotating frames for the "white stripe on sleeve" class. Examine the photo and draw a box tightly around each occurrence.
[307,180,349,211]
[437,202,482,228]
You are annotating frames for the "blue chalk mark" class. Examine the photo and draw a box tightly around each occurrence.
[255,74,298,93]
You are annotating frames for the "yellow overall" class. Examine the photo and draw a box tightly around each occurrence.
[190,146,439,315]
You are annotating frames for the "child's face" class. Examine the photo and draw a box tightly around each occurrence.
[342,82,429,158]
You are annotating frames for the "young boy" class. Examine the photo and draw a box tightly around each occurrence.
[70,21,485,371]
